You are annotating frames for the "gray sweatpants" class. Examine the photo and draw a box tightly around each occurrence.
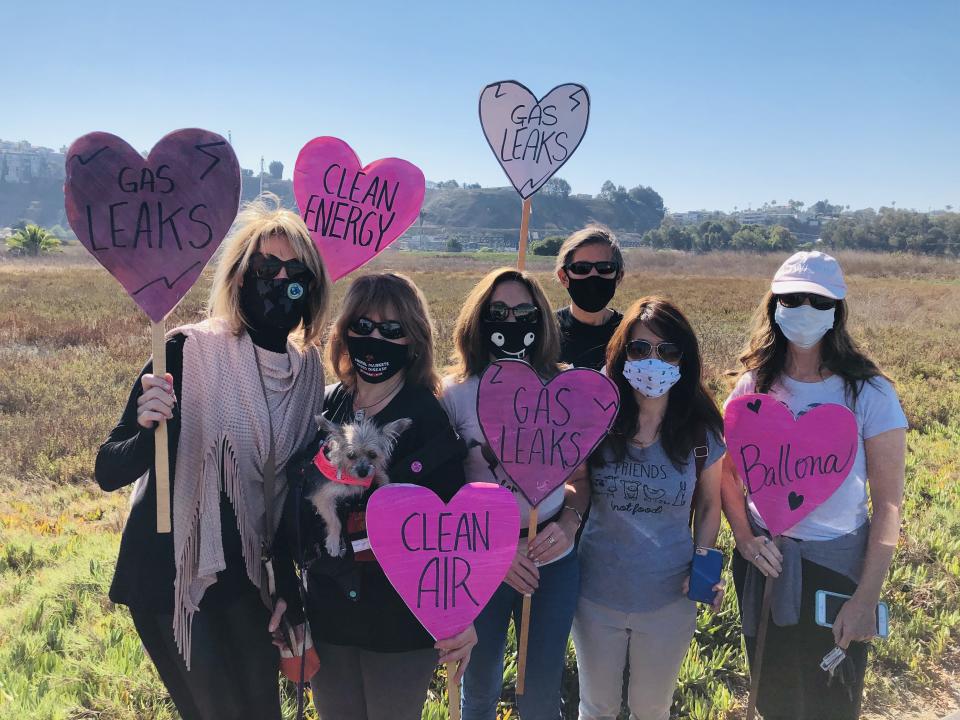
[572,595,697,720]
[310,642,438,720]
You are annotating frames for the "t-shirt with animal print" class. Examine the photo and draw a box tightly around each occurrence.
[578,431,724,613]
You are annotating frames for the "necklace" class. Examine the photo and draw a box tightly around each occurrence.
[352,378,404,421]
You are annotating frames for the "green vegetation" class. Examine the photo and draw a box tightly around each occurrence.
[1,252,958,719]
[5,224,61,256]
[531,236,565,256]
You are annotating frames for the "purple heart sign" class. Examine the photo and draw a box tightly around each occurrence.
[477,360,619,507]
[479,81,590,199]
[64,129,242,322]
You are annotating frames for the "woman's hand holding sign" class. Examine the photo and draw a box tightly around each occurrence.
[737,534,783,579]
[505,550,540,595]
[436,623,478,683]
[137,373,176,429]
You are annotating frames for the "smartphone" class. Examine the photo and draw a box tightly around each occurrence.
[688,547,724,604]
[814,590,889,638]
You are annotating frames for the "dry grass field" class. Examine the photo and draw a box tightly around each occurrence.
[1,247,958,719]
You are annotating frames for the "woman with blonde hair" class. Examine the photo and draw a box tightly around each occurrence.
[95,194,331,720]
[441,267,590,720]
[278,272,477,720]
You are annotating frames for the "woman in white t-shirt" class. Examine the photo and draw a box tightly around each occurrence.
[720,251,907,720]
[441,267,590,720]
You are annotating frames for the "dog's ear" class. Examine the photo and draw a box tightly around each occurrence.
[316,415,343,440]
[381,417,413,443]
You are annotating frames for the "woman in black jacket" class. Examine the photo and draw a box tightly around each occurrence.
[278,272,476,720]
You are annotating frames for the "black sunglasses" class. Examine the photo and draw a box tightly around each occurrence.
[249,252,314,283]
[564,260,621,278]
[349,317,406,340]
[626,339,683,364]
[777,293,837,311]
[486,301,540,324]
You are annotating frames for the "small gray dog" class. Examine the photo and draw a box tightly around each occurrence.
[308,415,412,557]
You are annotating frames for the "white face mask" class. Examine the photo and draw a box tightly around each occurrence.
[774,304,835,348]
[623,358,681,398]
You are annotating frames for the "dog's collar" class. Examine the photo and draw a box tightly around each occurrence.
[312,444,373,488]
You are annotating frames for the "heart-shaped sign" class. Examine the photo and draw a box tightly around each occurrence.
[64,129,241,323]
[366,482,520,640]
[725,394,859,537]
[293,137,425,282]
[477,360,619,507]
[479,81,590,199]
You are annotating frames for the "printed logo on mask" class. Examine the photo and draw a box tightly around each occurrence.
[623,359,681,398]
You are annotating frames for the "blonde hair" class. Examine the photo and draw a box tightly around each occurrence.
[208,193,331,346]
[554,224,625,278]
[449,267,562,381]
[327,272,441,395]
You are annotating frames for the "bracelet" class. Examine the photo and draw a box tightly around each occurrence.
[563,505,584,526]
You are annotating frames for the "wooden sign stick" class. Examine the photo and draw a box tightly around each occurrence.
[745,541,779,720]
[515,505,539,695]
[448,663,461,720]
[151,320,172,534]
[517,197,532,271]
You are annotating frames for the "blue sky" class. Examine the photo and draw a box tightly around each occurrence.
[4,0,957,212]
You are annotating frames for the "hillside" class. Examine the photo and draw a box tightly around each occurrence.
[0,178,663,235]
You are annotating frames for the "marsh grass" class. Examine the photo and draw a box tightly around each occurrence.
[1,253,958,719]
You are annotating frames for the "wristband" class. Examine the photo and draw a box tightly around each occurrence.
[563,505,584,526]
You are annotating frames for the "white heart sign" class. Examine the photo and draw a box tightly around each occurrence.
[479,80,590,199]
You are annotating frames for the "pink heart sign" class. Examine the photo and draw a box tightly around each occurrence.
[64,129,241,323]
[724,393,859,537]
[479,80,590,199]
[293,137,425,282]
[477,360,619,507]
[366,482,520,640]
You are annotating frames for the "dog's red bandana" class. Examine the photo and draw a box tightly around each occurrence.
[312,445,373,488]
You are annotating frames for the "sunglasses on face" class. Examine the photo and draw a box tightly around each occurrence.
[486,301,541,324]
[625,339,684,364]
[776,293,837,311]
[249,252,315,283]
[564,261,621,278]
[349,317,406,340]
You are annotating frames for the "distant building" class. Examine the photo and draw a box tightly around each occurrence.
[670,211,707,226]
[0,140,65,183]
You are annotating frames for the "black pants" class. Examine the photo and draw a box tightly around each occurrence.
[129,582,281,720]
[732,553,869,720]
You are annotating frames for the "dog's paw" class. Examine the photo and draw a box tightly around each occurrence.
[325,535,345,557]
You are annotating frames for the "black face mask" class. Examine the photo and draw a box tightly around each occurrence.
[346,335,409,384]
[483,320,539,361]
[566,275,617,313]
[239,272,310,351]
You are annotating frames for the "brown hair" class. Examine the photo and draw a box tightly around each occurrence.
[449,267,562,380]
[604,296,723,467]
[554,224,625,279]
[327,272,440,395]
[735,291,887,404]
[208,193,331,346]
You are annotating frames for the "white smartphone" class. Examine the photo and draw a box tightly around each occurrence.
[814,590,889,638]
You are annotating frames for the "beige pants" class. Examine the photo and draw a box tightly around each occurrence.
[572,595,697,720]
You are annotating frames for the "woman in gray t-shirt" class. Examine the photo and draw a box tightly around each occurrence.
[573,296,726,720]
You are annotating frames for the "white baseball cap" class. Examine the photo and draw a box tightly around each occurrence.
[771,251,847,299]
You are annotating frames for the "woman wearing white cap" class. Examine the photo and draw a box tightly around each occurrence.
[720,251,907,720]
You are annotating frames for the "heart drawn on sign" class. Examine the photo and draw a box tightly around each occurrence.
[479,81,590,199]
[477,360,619,507]
[366,482,520,641]
[724,393,858,537]
[64,129,242,323]
[293,137,425,282]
